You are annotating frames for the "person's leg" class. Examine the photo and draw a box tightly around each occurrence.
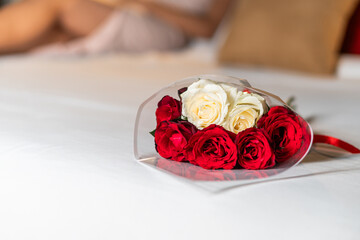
[0,0,113,54]
[0,0,58,53]
[58,0,113,37]
[29,0,114,52]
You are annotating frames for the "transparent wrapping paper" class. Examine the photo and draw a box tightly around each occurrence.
[134,75,313,187]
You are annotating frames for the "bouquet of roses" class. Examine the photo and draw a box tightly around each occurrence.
[151,78,310,170]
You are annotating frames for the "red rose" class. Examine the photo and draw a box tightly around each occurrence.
[185,125,237,170]
[257,106,304,162]
[155,121,197,162]
[155,96,182,125]
[235,128,275,170]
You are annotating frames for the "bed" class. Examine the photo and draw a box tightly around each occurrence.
[0,40,359,240]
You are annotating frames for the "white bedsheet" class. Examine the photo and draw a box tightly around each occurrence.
[0,50,360,240]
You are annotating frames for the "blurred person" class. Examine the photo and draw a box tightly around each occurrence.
[0,0,231,56]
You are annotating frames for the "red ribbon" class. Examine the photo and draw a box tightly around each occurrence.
[313,134,360,154]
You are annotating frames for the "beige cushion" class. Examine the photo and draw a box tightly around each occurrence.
[218,0,358,74]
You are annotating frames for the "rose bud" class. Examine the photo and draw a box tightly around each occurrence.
[184,125,238,170]
[177,87,188,99]
[155,96,182,125]
[155,121,197,162]
[235,128,276,170]
[257,106,304,162]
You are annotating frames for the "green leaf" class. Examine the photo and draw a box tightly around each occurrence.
[149,129,156,137]
[286,96,297,111]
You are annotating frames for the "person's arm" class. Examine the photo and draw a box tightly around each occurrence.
[126,0,232,38]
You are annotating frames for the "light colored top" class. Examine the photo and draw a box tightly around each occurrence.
[32,0,214,55]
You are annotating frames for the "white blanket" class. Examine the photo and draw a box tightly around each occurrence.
[0,48,360,240]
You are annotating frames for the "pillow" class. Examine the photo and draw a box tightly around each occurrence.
[342,2,360,54]
[218,0,358,74]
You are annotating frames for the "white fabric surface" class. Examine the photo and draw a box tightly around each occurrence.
[0,47,360,240]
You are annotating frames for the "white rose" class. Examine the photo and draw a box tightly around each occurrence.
[223,92,267,134]
[219,83,237,106]
[181,79,237,129]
